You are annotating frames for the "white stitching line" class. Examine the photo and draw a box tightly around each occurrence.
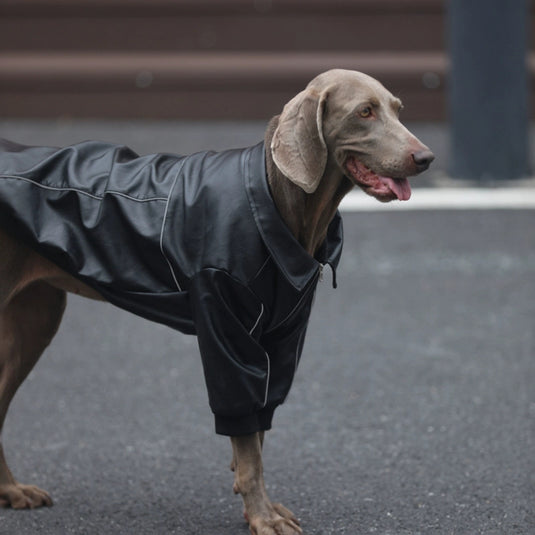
[250,255,271,283]
[159,161,186,293]
[249,303,264,335]
[244,301,270,408]
[103,190,168,203]
[263,351,271,408]
[1,174,102,200]
[0,174,168,203]
[1,172,182,292]
[245,301,269,406]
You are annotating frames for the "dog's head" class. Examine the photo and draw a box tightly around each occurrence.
[271,69,434,202]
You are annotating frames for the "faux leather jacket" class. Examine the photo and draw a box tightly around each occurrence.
[0,138,343,436]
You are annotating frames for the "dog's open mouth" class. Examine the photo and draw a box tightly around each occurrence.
[345,155,411,202]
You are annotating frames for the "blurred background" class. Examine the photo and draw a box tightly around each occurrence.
[0,0,533,183]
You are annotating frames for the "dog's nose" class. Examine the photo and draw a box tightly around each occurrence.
[412,150,435,171]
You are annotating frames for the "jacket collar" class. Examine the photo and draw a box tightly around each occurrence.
[244,142,343,291]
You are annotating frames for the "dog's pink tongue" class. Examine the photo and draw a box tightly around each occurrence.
[381,177,411,201]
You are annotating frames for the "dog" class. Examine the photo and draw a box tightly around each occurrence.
[0,69,433,534]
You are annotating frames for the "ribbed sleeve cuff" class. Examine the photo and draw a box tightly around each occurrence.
[214,407,275,436]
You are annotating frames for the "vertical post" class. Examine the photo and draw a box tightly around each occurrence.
[448,0,530,181]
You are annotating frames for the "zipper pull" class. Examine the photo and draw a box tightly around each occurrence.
[319,263,324,282]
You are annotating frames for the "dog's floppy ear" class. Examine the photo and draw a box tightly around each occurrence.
[271,88,329,194]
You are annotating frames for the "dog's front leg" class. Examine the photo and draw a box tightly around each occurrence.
[231,432,302,534]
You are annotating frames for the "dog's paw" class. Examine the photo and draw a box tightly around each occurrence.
[246,503,303,535]
[0,482,53,509]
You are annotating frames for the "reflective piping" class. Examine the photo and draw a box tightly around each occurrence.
[249,303,264,335]
[248,302,270,408]
[0,175,168,202]
[159,160,186,292]
[263,351,271,408]
[99,190,168,203]
[0,172,183,292]
[250,255,271,282]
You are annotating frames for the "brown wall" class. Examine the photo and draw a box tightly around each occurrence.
[0,0,529,121]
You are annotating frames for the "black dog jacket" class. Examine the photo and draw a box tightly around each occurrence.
[0,138,343,436]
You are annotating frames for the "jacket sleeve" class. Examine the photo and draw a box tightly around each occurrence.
[260,290,315,411]
[188,268,274,436]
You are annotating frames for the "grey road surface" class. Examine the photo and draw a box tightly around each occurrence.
[0,121,533,534]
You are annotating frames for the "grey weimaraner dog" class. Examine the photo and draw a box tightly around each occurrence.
[0,69,433,534]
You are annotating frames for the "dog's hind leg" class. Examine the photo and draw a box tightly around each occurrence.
[0,281,66,508]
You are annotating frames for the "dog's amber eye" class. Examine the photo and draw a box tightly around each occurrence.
[359,107,372,118]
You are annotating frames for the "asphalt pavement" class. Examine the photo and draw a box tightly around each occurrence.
[0,121,533,534]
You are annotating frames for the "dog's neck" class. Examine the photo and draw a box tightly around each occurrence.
[264,117,353,256]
